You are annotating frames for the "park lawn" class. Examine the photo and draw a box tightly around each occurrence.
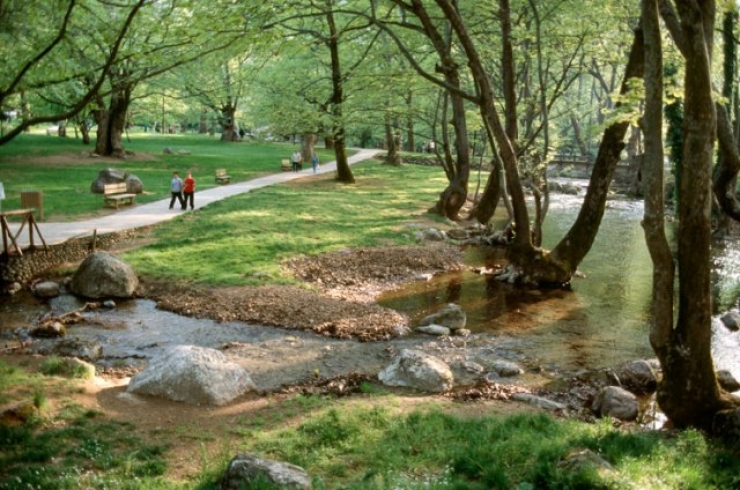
[0,132,337,221]
[121,160,452,286]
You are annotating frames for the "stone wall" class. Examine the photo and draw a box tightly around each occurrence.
[1,231,133,287]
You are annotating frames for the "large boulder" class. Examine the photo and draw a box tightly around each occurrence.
[70,252,138,299]
[90,168,143,194]
[127,345,256,405]
[418,303,466,331]
[221,454,312,490]
[591,386,638,421]
[378,349,454,392]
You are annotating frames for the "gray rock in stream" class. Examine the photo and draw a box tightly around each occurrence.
[128,345,255,405]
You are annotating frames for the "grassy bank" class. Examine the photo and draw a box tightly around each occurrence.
[0,132,337,221]
[121,161,451,286]
[2,358,740,489]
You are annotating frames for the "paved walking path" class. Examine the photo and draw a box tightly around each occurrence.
[9,149,381,248]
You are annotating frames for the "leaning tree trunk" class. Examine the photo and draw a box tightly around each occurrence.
[549,26,645,274]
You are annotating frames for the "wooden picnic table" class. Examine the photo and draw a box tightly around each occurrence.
[0,209,47,256]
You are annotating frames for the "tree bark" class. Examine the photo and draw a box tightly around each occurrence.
[94,80,131,158]
[327,8,354,184]
[657,0,730,429]
[219,103,239,142]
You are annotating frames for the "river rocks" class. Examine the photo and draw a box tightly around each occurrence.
[717,370,740,392]
[713,408,740,438]
[221,454,312,490]
[70,252,138,299]
[720,311,740,331]
[30,321,66,338]
[128,345,256,405]
[415,227,446,242]
[591,386,638,421]
[418,303,466,331]
[378,349,454,392]
[512,393,567,411]
[612,359,659,394]
[492,360,524,377]
[415,324,451,336]
[1,231,132,285]
[33,281,60,298]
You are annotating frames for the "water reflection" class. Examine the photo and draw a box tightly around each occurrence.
[380,195,740,373]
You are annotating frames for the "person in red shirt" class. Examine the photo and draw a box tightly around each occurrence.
[182,171,196,210]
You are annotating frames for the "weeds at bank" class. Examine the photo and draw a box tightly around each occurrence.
[2,359,740,489]
[0,133,336,221]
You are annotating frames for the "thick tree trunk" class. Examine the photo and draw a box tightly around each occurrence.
[549,27,645,274]
[656,0,729,429]
[94,84,131,158]
[219,104,239,142]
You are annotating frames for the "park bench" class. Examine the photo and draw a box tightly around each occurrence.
[103,182,136,209]
[215,168,231,184]
[281,159,291,171]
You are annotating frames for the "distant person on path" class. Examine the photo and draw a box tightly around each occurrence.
[291,150,303,172]
[182,171,196,210]
[428,140,436,152]
[311,153,319,173]
[169,172,184,209]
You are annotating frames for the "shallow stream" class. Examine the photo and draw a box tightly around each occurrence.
[3,187,740,386]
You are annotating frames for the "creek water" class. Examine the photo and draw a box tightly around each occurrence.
[378,189,740,378]
[3,186,740,384]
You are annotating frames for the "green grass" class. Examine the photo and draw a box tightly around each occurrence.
[218,398,740,489]
[3,347,740,489]
[0,131,337,221]
[38,356,95,379]
[121,161,451,286]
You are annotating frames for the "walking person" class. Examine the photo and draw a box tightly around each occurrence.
[169,171,184,209]
[311,153,319,173]
[182,171,196,210]
[290,150,303,172]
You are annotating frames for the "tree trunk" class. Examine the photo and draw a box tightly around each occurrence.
[385,109,402,166]
[655,0,730,429]
[94,83,131,158]
[570,114,589,157]
[199,108,208,134]
[327,8,354,184]
[219,104,239,142]
[549,26,645,274]
[405,90,415,152]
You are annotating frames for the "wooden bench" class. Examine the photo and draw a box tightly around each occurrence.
[281,159,291,172]
[103,182,136,209]
[215,168,231,184]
